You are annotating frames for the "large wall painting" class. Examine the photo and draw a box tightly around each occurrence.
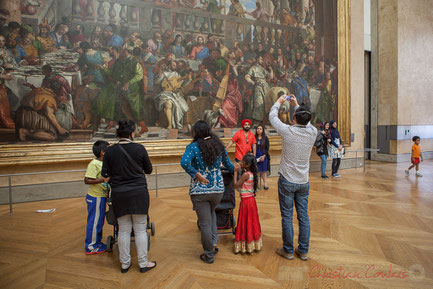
[0,0,347,144]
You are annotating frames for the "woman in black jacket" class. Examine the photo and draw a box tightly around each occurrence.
[255,125,271,189]
[315,122,331,179]
[102,120,156,273]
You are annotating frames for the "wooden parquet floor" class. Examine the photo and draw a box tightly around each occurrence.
[1,160,433,289]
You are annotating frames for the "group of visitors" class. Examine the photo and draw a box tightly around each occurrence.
[315,120,344,178]
[82,94,318,272]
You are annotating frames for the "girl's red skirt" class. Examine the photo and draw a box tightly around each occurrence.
[233,196,262,254]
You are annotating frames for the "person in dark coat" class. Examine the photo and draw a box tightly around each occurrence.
[101,119,157,273]
[255,124,271,190]
[315,121,331,179]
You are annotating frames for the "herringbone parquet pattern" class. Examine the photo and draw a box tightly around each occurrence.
[1,160,432,289]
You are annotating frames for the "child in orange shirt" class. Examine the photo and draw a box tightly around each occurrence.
[405,136,423,177]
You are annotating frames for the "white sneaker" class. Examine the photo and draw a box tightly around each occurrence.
[416,172,423,177]
[404,170,409,176]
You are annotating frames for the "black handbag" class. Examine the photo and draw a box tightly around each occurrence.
[315,133,325,155]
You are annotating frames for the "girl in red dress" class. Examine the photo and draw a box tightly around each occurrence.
[233,154,263,254]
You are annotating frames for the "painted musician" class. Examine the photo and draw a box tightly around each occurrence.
[154,60,189,129]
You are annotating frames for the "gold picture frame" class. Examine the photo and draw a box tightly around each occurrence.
[0,0,351,167]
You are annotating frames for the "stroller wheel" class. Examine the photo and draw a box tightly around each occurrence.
[146,215,151,229]
[151,221,155,236]
[147,233,151,251]
[107,236,114,252]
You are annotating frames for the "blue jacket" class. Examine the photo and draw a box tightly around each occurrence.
[181,142,234,195]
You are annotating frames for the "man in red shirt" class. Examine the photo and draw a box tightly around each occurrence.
[226,119,257,162]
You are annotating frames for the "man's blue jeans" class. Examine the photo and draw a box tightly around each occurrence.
[278,175,310,254]
[320,154,328,176]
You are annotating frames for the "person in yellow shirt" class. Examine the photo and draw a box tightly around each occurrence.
[405,136,423,177]
[84,140,110,254]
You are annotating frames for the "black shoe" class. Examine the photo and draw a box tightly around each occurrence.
[140,261,157,273]
[200,253,214,264]
[321,175,329,179]
[121,264,131,273]
[264,186,269,190]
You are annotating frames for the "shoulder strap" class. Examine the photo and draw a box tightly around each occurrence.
[117,144,143,173]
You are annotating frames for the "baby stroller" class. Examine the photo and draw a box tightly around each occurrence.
[197,168,236,235]
[104,183,155,252]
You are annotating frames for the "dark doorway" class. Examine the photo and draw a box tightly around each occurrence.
[364,51,371,159]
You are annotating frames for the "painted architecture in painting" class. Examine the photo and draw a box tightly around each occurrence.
[0,0,338,142]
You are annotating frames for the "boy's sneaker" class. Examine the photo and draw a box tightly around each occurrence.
[321,175,329,179]
[295,248,309,261]
[276,247,294,260]
[85,244,107,255]
[404,170,409,176]
[416,172,423,177]
[332,174,341,178]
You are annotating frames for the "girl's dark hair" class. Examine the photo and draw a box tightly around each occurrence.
[242,154,258,193]
[192,121,225,167]
[255,124,267,152]
[116,119,135,138]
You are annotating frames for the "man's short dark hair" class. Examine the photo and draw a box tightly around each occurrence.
[277,91,285,98]
[294,104,312,125]
[412,136,420,142]
[92,140,109,158]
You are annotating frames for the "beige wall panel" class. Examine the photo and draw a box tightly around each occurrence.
[350,0,365,153]
[396,139,433,155]
[397,0,433,125]
[377,0,398,125]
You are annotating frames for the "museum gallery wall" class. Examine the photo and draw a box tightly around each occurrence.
[0,0,341,143]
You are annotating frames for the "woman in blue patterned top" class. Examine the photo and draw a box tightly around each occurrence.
[181,121,239,264]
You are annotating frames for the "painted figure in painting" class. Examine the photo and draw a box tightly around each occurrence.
[36,19,56,54]
[245,55,273,123]
[189,36,209,61]
[228,0,245,17]
[94,48,146,133]
[16,65,71,141]
[154,60,189,129]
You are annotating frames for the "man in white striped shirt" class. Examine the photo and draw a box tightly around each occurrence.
[269,92,317,261]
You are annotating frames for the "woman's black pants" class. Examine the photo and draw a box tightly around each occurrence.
[332,158,341,175]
